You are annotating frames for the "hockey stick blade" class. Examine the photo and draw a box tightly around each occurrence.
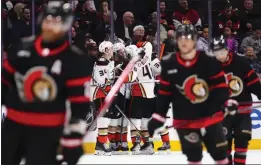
[88,55,141,132]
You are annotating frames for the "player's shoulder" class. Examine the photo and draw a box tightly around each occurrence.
[233,54,252,68]
[198,51,222,67]
[161,52,176,67]
[96,57,110,66]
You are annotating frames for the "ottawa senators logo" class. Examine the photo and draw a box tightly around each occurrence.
[14,67,57,102]
[225,73,243,97]
[182,17,192,25]
[176,75,209,104]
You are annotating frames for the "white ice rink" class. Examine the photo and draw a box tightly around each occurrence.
[78,150,261,164]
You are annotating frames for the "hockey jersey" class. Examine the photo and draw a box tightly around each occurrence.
[2,35,93,127]
[91,57,115,100]
[130,41,156,98]
[154,51,230,128]
[220,52,261,113]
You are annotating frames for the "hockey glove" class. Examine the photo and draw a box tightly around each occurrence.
[60,118,87,165]
[224,99,239,116]
[137,48,146,59]
[148,113,166,137]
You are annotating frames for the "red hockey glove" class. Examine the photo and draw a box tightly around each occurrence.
[60,118,87,165]
[148,113,166,137]
[224,99,239,116]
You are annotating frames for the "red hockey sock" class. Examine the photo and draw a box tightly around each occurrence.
[97,135,107,143]
[108,132,116,142]
[161,133,170,142]
[122,133,128,142]
[234,148,247,165]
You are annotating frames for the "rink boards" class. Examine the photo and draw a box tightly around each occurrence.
[83,94,261,153]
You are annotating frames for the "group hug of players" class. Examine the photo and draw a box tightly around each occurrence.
[1,1,261,165]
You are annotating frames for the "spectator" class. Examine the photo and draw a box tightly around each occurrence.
[146,12,170,44]
[224,26,239,54]
[172,0,202,29]
[131,25,146,45]
[163,30,177,55]
[216,2,240,35]
[244,47,261,73]
[93,11,117,44]
[12,7,32,44]
[71,27,77,44]
[100,0,110,15]
[159,0,174,29]
[75,0,99,34]
[240,24,261,57]
[238,0,261,35]
[196,25,209,51]
[13,2,25,20]
[115,11,136,42]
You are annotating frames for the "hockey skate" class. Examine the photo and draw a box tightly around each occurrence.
[130,136,141,155]
[112,142,129,155]
[95,141,112,156]
[140,141,155,155]
[157,142,171,154]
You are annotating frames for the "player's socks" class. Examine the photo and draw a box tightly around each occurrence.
[234,148,247,165]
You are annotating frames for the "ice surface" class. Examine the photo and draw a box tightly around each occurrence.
[78,150,261,164]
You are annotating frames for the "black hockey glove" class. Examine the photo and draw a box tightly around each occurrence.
[148,113,166,137]
[138,48,146,59]
[223,99,239,116]
[61,118,87,165]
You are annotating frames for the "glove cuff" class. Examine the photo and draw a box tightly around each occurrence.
[152,113,166,123]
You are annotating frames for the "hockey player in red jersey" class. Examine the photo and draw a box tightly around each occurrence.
[1,2,92,165]
[148,24,236,164]
[211,35,261,165]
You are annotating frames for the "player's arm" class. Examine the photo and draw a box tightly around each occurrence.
[148,57,173,136]
[61,54,92,150]
[92,57,110,85]
[151,58,161,76]
[207,58,230,107]
[1,53,18,105]
[243,61,261,99]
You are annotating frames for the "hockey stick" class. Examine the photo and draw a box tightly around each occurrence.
[87,55,141,132]
[156,104,261,134]
[238,101,261,105]
[90,80,160,87]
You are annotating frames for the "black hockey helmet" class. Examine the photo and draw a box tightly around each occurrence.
[176,24,197,40]
[210,35,227,51]
[37,1,73,32]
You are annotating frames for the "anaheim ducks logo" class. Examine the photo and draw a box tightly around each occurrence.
[225,73,243,97]
[14,67,57,102]
[176,75,209,104]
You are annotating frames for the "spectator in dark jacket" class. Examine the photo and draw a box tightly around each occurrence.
[12,7,32,44]
[163,30,177,55]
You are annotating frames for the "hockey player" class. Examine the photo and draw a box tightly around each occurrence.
[126,25,156,155]
[150,52,171,153]
[92,40,115,155]
[2,2,92,165]
[148,24,235,164]
[211,35,261,165]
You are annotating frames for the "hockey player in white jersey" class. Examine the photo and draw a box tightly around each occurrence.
[92,41,115,155]
[127,35,156,155]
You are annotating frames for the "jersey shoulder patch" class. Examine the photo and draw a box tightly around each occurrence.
[162,52,174,61]
[96,57,109,66]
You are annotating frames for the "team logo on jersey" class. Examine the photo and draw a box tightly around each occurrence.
[225,73,243,97]
[176,75,209,104]
[182,17,192,25]
[14,67,57,102]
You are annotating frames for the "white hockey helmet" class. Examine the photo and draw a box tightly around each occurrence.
[99,41,113,59]
[113,42,125,53]
[125,45,138,58]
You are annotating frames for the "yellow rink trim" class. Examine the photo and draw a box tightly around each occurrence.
[83,139,261,153]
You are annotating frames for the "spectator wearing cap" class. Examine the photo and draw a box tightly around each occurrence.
[172,0,202,29]
[196,25,209,51]
[11,7,32,45]
[159,1,174,29]
[216,2,240,35]
[240,24,261,57]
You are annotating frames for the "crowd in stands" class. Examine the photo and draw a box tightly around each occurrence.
[2,0,261,74]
